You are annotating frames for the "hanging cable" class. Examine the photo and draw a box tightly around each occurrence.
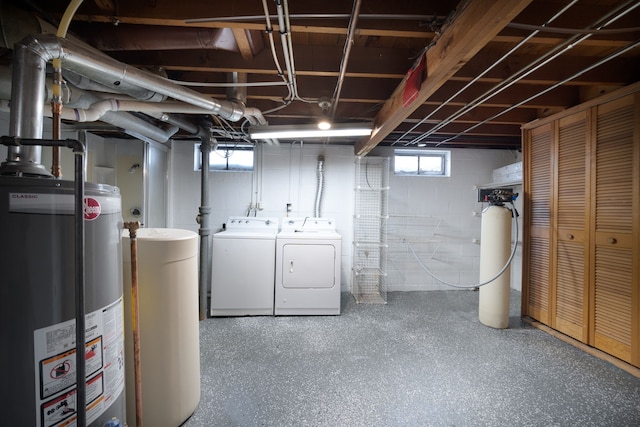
[406,203,519,289]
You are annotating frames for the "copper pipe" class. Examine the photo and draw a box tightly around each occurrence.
[51,98,63,178]
[124,221,143,427]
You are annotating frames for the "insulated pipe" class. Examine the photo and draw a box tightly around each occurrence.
[15,34,246,120]
[63,69,167,102]
[152,113,200,135]
[39,104,180,143]
[123,221,144,427]
[314,155,325,218]
[64,99,244,121]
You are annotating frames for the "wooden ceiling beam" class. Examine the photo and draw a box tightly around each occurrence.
[231,28,257,61]
[354,0,535,156]
[109,44,416,77]
[71,15,434,39]
[70,15,634,50]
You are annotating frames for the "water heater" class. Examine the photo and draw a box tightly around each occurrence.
[0,176,127,426]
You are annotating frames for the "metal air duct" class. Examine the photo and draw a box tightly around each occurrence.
[2,33,251,174]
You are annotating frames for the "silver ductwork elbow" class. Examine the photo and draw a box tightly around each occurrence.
[15,34,248,120]
[2,33,260,175]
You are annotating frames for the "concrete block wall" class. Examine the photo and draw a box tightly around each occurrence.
[168,141,355,291]
[169,141,522,293]
[370,146,522,292]
[0,110,523,293]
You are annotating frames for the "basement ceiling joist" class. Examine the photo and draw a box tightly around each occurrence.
[9,0,640,152]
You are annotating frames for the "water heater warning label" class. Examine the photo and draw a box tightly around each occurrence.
[33,298,125,427]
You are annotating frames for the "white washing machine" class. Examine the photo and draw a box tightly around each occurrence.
[275,217,342,315]
[211,216,279,316]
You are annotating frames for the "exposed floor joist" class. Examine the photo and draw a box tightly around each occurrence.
[355,0,536,155]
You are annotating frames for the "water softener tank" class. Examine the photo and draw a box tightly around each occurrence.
[122,228,200,427]
[478,205,512,328]
[0,176,127,426]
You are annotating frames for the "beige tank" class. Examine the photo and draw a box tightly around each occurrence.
[478,205,512,329]
[122,228,200,427]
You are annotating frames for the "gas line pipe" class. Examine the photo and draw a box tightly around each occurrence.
[124,221,144,427]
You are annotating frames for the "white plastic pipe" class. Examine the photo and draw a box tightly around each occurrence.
[478,205,512,328]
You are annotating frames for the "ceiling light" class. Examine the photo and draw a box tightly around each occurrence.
[249,123,373,140]
[317,97,332,130]
[317,118,332,130]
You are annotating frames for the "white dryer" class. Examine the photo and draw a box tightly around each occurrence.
[211,216,278,316]
[275,217,342,315]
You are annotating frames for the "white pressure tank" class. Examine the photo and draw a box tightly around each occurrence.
[122,228,200,427]
[478,205,512,328]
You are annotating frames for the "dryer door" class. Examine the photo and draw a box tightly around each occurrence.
[282,243,336,289]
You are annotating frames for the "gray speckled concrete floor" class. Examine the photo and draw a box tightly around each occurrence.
[181,291,640,427]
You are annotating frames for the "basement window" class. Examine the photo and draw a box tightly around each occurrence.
[394,149,450,177]
[194,143,254,171]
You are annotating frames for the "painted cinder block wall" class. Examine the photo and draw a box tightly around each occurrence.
[168,140,522,293]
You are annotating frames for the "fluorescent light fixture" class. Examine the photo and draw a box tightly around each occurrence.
[249,122,372,140]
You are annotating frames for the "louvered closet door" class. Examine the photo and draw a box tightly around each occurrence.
[525,124,552,324]
[592,95,637,364]
[554,112,589,342]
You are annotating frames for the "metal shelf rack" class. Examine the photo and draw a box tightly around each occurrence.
[352,157,389,304]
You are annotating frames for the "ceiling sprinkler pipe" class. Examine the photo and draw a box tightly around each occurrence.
[314,155,325,218]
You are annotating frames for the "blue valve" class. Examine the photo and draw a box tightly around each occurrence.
[103,418,124,427]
